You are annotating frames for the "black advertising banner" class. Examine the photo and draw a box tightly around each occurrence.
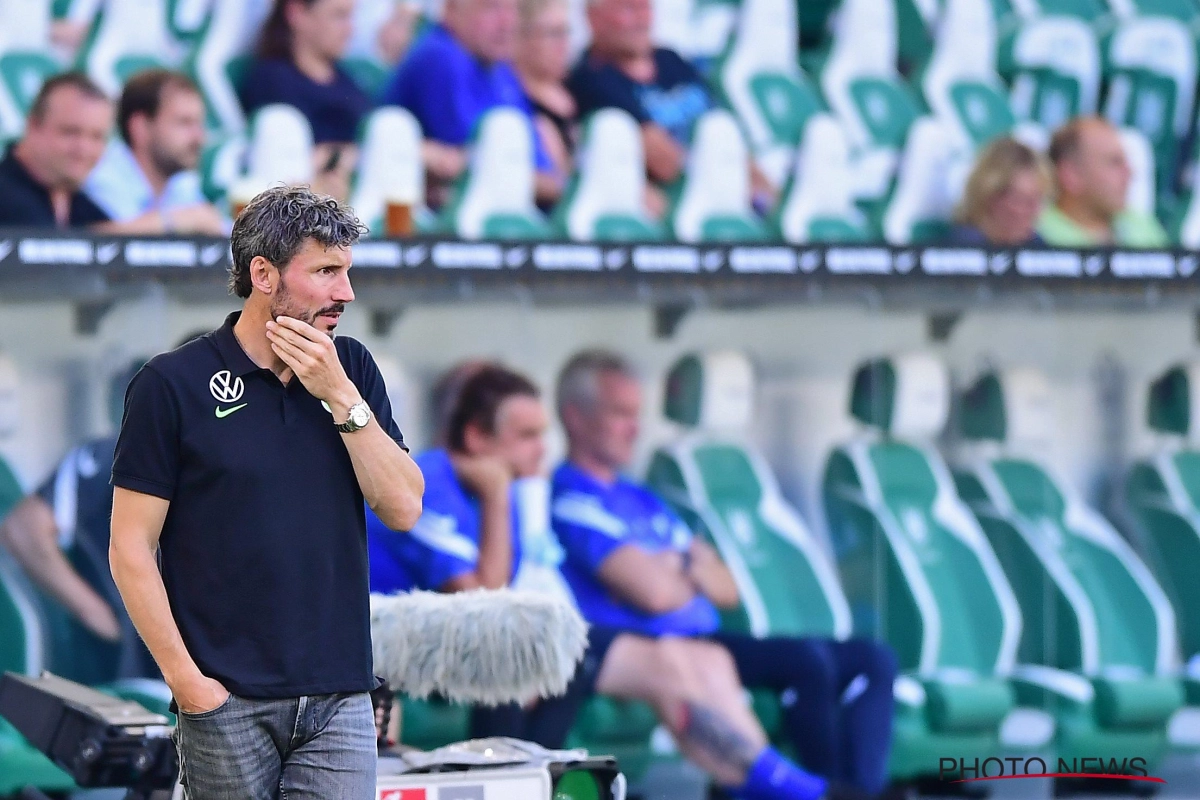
[0,231,1197,286]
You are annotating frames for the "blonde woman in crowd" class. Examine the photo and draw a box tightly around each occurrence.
[950,137,1049,246]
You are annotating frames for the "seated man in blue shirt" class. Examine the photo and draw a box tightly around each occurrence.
[379,0,564,208]
[551,350,899,798]
[369,364,863,799]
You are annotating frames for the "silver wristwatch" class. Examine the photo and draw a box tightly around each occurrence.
[337,401,372,433]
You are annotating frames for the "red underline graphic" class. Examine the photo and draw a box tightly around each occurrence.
[952,773,1166,784]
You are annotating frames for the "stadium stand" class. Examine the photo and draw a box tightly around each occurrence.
[0,0,1197,243]
[956,367,1184,779]
[668,109,768,242]
[645,350,856,750]
[554,108,664,241]
[822,354,1041,781]
[80,0,181,97]
[438,106,551,239]
[1127,363,1200,708]
[0,0,62,142]
[350,105,427,236]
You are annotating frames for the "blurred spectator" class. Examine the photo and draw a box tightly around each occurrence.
[568,0,774,213]
[379,0,565,208]
[1039,117,1169,248]
[240,0,370,199]
[949,137,1048,247]
[86,69,228,235]
[350,0,423,66]
[0,333,206,684]
[552,349,898,797]
[0,72,112,229]
[0,436,161,683]
[515,0,577,188]
[366,365,877,800]
[430,359,491,446]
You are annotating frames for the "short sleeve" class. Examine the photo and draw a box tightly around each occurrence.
[567,62,650,124]
[111,367,181,500]
[406,509,478,591]
[391,476,479,590]
[550,489,631,575]
[348,342,408,452]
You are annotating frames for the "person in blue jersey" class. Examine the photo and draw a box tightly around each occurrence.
[551,350,900,800]
[368,363,592,745]
[370,362,878,800]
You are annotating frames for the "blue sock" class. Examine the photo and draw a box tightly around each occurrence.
[733,746,828,800]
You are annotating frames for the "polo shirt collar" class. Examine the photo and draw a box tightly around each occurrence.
[212,311,262,377]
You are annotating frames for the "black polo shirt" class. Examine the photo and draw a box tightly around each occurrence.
[0,144,110,228]
[111,311,408,698]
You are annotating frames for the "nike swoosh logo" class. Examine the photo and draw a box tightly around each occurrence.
[215,403,248,419]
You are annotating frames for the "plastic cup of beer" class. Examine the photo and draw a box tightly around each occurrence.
[385,199,415,238]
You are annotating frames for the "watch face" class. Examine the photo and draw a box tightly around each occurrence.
[350,405,370,427]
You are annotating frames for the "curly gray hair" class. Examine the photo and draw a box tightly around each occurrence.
[228,185,368,298]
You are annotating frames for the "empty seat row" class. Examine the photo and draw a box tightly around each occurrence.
[645,349,1200,781]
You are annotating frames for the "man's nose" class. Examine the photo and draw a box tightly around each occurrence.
[335,272,355,303]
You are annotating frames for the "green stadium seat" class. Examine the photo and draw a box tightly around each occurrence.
[1008,15,1102,132]
[1120,125,1159,219]
[227,104,315,203]
[955,367,1184,772]
[196,132,246,207]
[775,114,870,243]
[554,109,664,242]
[77,0,181,97]
[922,0,1018,151]
[712,0,823,188]
[0,0,64,141]
[881,116,959,244]
[1126,363,1200,708]
[647,350,856,642]
[185,0,267,135]
[822,353,1045,781]
[397,697,471,750]
[439,107,552,239]
[351,106,431,237]
[667,109,769,243]
[1103,16,1196,210]
[645,349,874,755]
[819,0,925,202]
[650,0,738,65]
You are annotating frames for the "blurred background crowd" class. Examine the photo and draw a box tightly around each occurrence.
[0,0,1194,246]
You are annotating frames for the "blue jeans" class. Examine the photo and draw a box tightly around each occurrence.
[174,691,376,799]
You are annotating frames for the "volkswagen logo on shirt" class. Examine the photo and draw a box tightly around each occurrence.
[209,370,244,403]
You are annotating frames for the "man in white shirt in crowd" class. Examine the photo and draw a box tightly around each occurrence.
[86,68,228,235]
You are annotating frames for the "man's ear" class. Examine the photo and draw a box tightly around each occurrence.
[249,255,277,295]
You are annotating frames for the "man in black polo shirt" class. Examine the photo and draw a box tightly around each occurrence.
[0,71,113,228]
[109,186,424,799]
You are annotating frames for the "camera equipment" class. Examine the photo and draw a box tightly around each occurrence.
[0,672,177,800]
